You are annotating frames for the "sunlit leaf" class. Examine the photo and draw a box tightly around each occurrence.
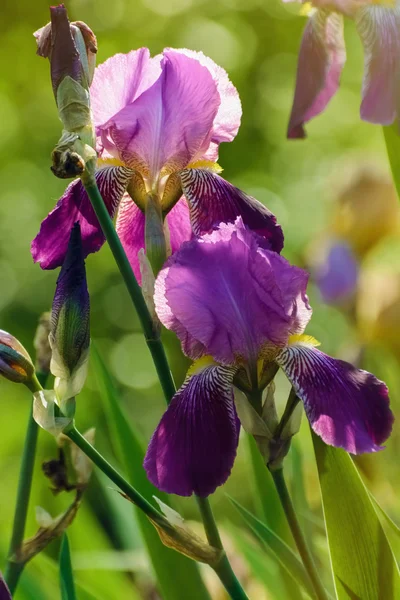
[91,343,211,600]
[312,433,400,599]
[229,495,316,598]
[383,124,400,201]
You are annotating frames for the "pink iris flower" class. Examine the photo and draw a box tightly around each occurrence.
[285,0,400,137]
[32,48,283,280]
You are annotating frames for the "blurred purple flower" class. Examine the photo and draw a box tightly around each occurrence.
[314,240,359,304]
[32,47,282,281]
[144,218,393,496]
[285,0,400,137]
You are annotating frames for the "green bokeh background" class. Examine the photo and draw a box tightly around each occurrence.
[1,0,399,598]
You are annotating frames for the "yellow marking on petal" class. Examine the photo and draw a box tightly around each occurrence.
[300,2,313,15]
[187,355,217,377]
[288,334,321,347]
[371,0,395,5]
[97,156,126,168]
[186,160,223,173]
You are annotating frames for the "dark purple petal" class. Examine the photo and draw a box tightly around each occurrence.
[116,196,191,284]
[288,10,346,138]
[51,223,90,374]
[99,50,220,176]
[32,165,133,269]
[276,341,394,454]
[144,363,239,497]
[314,241,359,304]
[180,168,284,253]
[155,219,311,364]
[356,5,400,125]
[0,573,11,600]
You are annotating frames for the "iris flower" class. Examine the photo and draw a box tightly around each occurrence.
[285,0,400,137]
[32,47,283,280]
[144,219,393,497]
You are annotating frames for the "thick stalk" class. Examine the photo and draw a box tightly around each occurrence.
[82,176,175,403]
[82,176,247,599]
[4,372,47,593]
[197,497,249,600]
[271,468,329,600]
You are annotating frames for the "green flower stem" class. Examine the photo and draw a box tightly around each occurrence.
[82,174,247,599]
[383,124,400,200]
[64,425,165,523]
[81,175,175,403]
[197,497,249,600]
[270,468,329,600]
[4,372,48,594]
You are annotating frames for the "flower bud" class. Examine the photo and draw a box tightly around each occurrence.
[0,330,35,385]
[33,312,52,375]
[50,223,90,409]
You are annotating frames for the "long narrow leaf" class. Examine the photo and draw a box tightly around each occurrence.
[229,495,316,598]
[59,534,77,600]
[312,433,400,599]
[91,343,211,600]
[383,124,400,200]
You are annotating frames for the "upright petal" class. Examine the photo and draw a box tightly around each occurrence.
[170,49,242,160]
[288,10,346,138]
[90,48,162,128]
[116,196,191,283]
[100,50,220,178]
[32,165,133,269]
[155,219,310,365]
[276,339,393,453]
[356,4,400,125]
[144,362,239,497]
[180,168,284,252]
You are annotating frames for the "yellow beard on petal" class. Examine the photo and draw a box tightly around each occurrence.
[288,334,321,347]
[187,355,217,377]
[186,160,223,173]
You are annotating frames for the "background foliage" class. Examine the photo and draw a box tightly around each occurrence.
[1,0,399,597]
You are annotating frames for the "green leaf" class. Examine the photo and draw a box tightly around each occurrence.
[312,433,400,599]
[229,495,316,598]
[59,534,77,600]
[383,124,400,200]
[91,343,211,600]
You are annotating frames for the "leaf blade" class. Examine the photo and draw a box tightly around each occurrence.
[59,534,77,600]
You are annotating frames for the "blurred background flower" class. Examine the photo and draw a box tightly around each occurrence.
[2,0,400,598]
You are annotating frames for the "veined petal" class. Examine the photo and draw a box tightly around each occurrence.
[116,196,191,283]
[90,48,162,128]
[356,4,400,125]
[180,168,284,253]
[144,363,239,496]
[171,48,242,160]
[276,340,393,453]
[32,165,133,269]
[155,219,310,365]
[288,10,346,138]
[100,50,220,178]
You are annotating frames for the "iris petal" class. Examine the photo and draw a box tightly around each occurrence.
[144,363,239,497]
[288,10,346,138]
[276,341,394,454]
[32,165,133,269]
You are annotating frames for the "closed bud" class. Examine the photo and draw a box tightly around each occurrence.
[50,223,90,409]
[0,330,35,385]
[33,312,52,375]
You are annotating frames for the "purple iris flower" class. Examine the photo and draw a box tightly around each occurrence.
[144,218,393,497]
[32,47,283,281]
[285,0,400,137]
[314,240,359,304]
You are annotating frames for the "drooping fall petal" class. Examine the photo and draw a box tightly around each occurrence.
[180,168,284,252]
[356,4,400,125]
[276,339,394,453]
[144,362,239,497]
[288,10,346,138]
[32,165,133,269]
